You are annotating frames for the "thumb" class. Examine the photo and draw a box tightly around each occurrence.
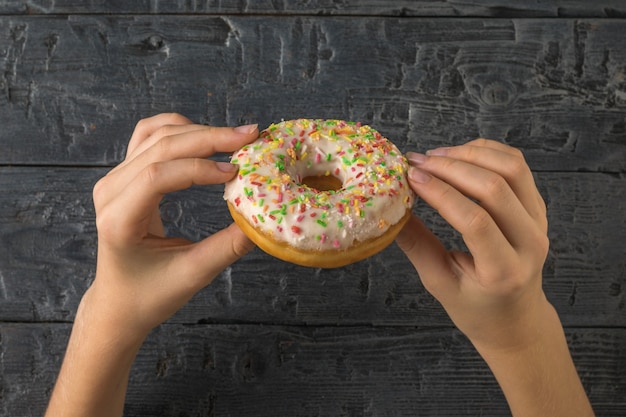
[395,214,457,299]
[181,223,256,289]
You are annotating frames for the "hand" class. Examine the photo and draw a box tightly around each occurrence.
[89,113,258,337]
[396,139,550,351]
[45,113,259,417]
[396,139,596,415]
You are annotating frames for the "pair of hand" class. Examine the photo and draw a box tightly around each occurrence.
[92,113,549,349]
[49,113,593,417]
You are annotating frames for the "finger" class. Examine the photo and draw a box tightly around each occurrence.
[125,124,208,164]
[407,153,541,250]
[178,223,256,289]
[395,214,459,300]
[406,165,518,282]
[101,124,259,207]
[126,113,193,157]
[104,158,239,244]
[426,140,547,231]
[465,138,520,155]
[134,124,260,168]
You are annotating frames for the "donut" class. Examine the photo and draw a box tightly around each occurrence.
[223,119,415,268]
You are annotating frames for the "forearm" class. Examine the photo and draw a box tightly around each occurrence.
[45,287,147,417]
[474,302,594,417]
[45,115,257,416]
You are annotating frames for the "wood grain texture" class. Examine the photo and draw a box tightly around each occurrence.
[1,1,626,17]
[1,5,625,416]
[0,167,99,322]
[1,324,624,416]
[0,16,625,171]
[1,167,623,328]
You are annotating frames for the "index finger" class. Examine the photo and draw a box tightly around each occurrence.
[129,124,260,168]
[428,139,547,232]
[101,125,259,206]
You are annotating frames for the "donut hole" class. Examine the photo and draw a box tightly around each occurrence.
[301,174,343,192]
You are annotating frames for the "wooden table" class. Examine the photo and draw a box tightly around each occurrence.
[1,1,624,415]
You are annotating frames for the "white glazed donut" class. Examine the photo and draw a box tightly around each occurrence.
[224,119,415,268]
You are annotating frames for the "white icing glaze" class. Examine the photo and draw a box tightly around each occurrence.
[224,119,415,251]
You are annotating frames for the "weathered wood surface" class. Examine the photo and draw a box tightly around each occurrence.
[1,5,625,417]
[1,16,625,171]
[1,0,626,17]
[1,324,625,416]
[1,167,623,328]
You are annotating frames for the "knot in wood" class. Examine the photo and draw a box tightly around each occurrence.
[143,35,165,51]
[480,80,517,108]
[236,351,266,383]
[159,199,183,224]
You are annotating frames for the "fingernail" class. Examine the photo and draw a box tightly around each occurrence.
[234,124,258,134]
[426,147,449,156]
[409,167,431,184]
[406,152,427,165]
[216,161,238,173]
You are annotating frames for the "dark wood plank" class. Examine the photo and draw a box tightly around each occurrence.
[1,4,623,417]
[1,1,626,17]
[1,323,624,416]
[1,16,625,171]
[0,167,100,322]
[1,167,623,327]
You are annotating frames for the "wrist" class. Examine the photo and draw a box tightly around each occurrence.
[46,285,147,417]
[470,295,559,356]
[470,301,595,417]
[77,282,151,348]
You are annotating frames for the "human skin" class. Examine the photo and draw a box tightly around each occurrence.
[396,140,595,417]
[45,113,258,416]
[45,117,594,417]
